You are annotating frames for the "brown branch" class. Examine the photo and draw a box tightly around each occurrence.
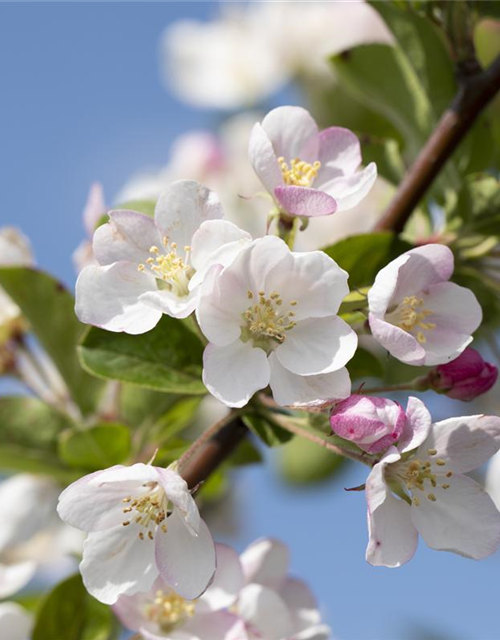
[376,54,500,233]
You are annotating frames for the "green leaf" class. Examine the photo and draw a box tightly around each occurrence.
[279,436,345,485]
[115,199,157,217]
[347,348,384,381]
[242,413,293,447]
[59,423,131,471]
[33,574,116,640]
[0,268,103,414]
[147,396,204,446]
[323,232,412,289]
[79,316,206,395]
[0,396,74,479]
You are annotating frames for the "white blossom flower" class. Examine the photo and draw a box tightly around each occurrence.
[197,235,357,408]
[0,602,33,640]
[57,463,216,605]
[114,539,330,640]
[365,406,500,567]
[0,474,81,599]
[75,180,251,334]
[249,106,377,218]
[368,244,482,366]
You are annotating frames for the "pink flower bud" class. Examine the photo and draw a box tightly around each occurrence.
[329,395,406,453]
[431,348,498,401]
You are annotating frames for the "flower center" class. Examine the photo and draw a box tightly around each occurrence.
[277,157,321,188]
[389,295,436,344]
[241,290,297,353]
[390,450,453,506]
[121,482,169,541]
[138,237,194,297]
[145,590,195,632]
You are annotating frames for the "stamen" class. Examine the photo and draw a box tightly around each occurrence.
[137,241,194,297]
[390,296,436,343]
[278,157,321,188]
[241,290,298,349]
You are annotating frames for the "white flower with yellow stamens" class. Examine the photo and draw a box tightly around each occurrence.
[368,244,482,366]
[365,410,500,567]
[57,463,216,605]
[197,235,357,408]
[75,180,251,334]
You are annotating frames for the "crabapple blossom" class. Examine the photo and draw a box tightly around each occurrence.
[249,106,377,218]
[114,539,330,640]
[57,463,216,605]
[365,407,500,567]
[0,602,33,640]
[330,395,412,454]
[428,348,498,401]
[75,180,251,333]
[368,244,482,366]
[197,235,357,408]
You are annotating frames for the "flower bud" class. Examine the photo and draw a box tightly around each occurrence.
[329,395,406,453]
[429,348,498,401]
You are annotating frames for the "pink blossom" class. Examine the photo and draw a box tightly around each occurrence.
[429,348,498,401]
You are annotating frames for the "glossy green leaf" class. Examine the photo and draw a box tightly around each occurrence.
[147,396,204,446]
[32,574,116,640]
[324,232,412,289]
[59,423,131,470]
[79,316,206,395]
[243,413,294,447]
[0,268,104,413]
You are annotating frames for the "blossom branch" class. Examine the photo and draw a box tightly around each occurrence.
[376,53,500,233]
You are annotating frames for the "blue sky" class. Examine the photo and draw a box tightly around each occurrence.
[1,3,499,639]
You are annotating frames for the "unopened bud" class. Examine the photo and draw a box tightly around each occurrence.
[429,348,498,401]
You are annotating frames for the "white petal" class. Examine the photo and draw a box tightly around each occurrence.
[269,355,351,407]
[321,162,377,211]
[81,525,158,604]
[198,544,244,612]
[261,106,319,162]
[275,316,357,375]
[93,210,162,266]
[0,562,37,599]
[315,126,362,184]
[411,474,500,559]
[248,122,283,195]
[155,510,216,600]
[140,288,199,320]
[57,464,160,532]
[293,626,331,640]
[398,396,432,454]
[365,450,418,567]
[240,537,289,589]
[0,228,33,266]
[485,451,500,511]
[156,468,200,534]
[368,314,426,366]
[75,263,162,334]
[154,180,223,249]
[153,613,247,640]
[202,341,270,408]
[0,602,33,640]
[280,578,321,631]
[238,583,294,640]
[418,415,500,474]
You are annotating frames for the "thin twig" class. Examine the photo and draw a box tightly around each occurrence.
[376,54,500,233]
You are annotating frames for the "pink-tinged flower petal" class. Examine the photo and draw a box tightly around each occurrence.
[411,474,500,560]
[154,180,223,249]
[198,544,244,613]
[202,341,270,408]
[0,228,33,267]
[319,162,377,212]
[57,464,160,532]
[0,602,33,640]
[368,314,426,365]
[75,263,161,334]
[365,450,418,567]
[274,186,337,218]
[113,585,155,633]
[240,538,289,590]
[316,127,362,184]
[142,612,248,640]
[418,415,500,474]
[154,510,216,600]
[269,355,351,408]
[80,525,158,604]
[238,583,294,640]
[83,182,106,237]
[261,106,319,162]
[265,249,349,321]
[139,288,199,320]
[92,210,162,266]
[155,468,200,535]
[280,577,321,631]
[0,562,37,600]
[248,122,283,194]
[293,626,331,640]
[398,396,432,454]
[275,316,357,376]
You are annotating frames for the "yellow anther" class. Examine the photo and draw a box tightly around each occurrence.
[391,296,436,342]
[427,449,437,456]
[139,532,145,539]
[441,483,450,489]
[122,520,130,526]
[446,471,453,478]
[277,156,321,188]
[242,291,298,349]
[413,497,420,506]
[150,245,159,254]
[146,590,196,632]
[137,264,145,272]
[435,459,446,466]
[427,493,437,502]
